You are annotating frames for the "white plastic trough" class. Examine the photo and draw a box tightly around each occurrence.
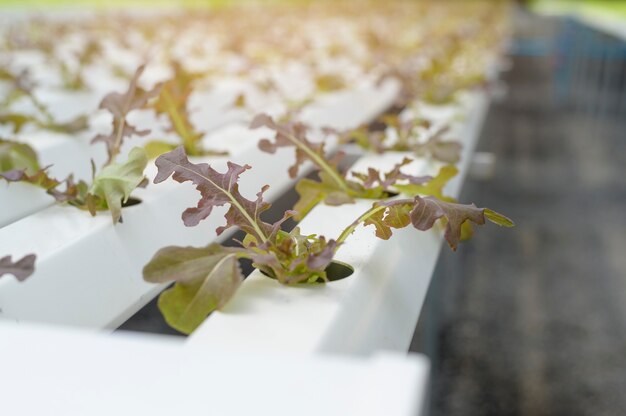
[0,79,400,329]
[0,321,430,416]
[0,10,507,416]
[189,91,490,355]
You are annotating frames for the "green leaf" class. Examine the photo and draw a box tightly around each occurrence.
[293,171,354,220]
[143,244,244,334]
[484,209,515,228]
[460,220,474,241]
[152,61,219,157]
[381,203,412,230]
[0,140,94,206]
[0,140,61,192]
[293,178,330,220]
[0,139,40,173]
[251,228,338,284]
[90,147,148,224]
[144,140,178,159]
[363,208,393,240]
[0,113,35,134]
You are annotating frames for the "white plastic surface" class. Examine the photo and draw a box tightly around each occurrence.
[0,322,430,416]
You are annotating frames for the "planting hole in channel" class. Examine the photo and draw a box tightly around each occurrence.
[324,260,354,281]
[260,260,354,283]
[122,197,142,208]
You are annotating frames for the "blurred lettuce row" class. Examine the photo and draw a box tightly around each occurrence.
[0,0,334,9]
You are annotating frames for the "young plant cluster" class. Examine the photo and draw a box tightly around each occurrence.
[143,139,513,333]
[1,66,159,224]
[1,1,512,331]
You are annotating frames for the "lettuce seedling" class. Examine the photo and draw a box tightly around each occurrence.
[0,67,89,134]
[250,113,447,219]
[1,137,147,224]
[340,113,462,164]
[58,39,102,91]
[1,66,159,224]
[143,147,513,334]
[0,254,36,281]
[145,61,226,159]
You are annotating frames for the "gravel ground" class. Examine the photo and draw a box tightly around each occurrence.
[412,12,626,416]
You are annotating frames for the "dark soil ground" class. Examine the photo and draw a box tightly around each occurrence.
[412,12,626,416]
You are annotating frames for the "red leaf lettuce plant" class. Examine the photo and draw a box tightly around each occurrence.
[340,114,463,164]
[250,113,461,219]
[143,146,513,334]
[1,65,160,224]
[145,61,227,159]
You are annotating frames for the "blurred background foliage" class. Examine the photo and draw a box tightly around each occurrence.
[0,0,328,8]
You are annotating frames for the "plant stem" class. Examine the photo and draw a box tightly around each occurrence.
[29,93,54,124]
[335,204,387,247]
[282,129,352,194]
[109,116,126,164]
[162,89,199,155]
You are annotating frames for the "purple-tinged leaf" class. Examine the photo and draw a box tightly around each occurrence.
[352,157,432,191]
[154,146,273,242]
[99,65,161,118]
[93,65,161,162]
[0,254,36,282]
[305,239,337,271]
[251,113,342,179]
[359,196,514,250]
[1,166,61,191]
[409,196,485,249]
